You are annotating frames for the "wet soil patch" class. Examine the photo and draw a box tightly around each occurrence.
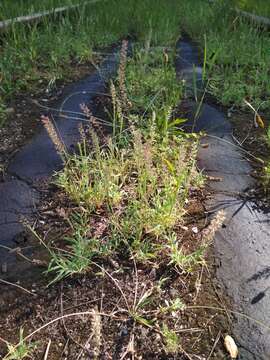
[0,48,121,298]
[230,111,269,159]
[0,56,106,178]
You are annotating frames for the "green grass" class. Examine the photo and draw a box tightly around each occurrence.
[0,0,82,20]
[48,45,206,282]
[0,0,184,125]
[180,0,270,110]
[233,0,270,18]
[5,328,37,360]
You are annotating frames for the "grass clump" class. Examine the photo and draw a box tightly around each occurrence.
[5,328,37,360]
[43,42,207,283]
[53,126,201,275]
[161,324,180,354]
[3,37,228,360]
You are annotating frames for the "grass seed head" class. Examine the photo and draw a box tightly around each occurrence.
[80,103,105,140]
[41,115,65,159]
[202,210,226,244]
[91,307,102,359]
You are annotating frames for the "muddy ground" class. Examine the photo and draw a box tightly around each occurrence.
[230,109,270,209]
[0,57,104,179]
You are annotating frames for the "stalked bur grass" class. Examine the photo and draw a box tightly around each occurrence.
[38,41,208,284]
[15,20,229,358]
[41,115,66,160]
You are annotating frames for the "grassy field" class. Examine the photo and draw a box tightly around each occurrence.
[0,0,82,20]
[0,0,184,125]
[1,0,269,126]
[233,0,270,17]
[179,0,270,111]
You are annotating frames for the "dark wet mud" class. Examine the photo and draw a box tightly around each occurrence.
[176,36,270,360]
[0,48,120,279]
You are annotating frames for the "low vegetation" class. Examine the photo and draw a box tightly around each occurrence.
[0,0,183,125]
[44,39,208,280]
[0,0,82,20]
[180,0,270,110]
[233,0,270,17]
[2,0,269,122]
[3,37,227,358]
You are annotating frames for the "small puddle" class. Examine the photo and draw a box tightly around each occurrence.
[0,47,120,283]
[176,36,270,360]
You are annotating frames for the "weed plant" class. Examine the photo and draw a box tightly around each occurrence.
[44,42,214,285]
[4,37,227,359]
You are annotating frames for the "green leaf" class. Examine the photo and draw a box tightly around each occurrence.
[168,118,186,128]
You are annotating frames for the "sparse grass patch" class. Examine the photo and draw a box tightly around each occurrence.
[5,329,37,360]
